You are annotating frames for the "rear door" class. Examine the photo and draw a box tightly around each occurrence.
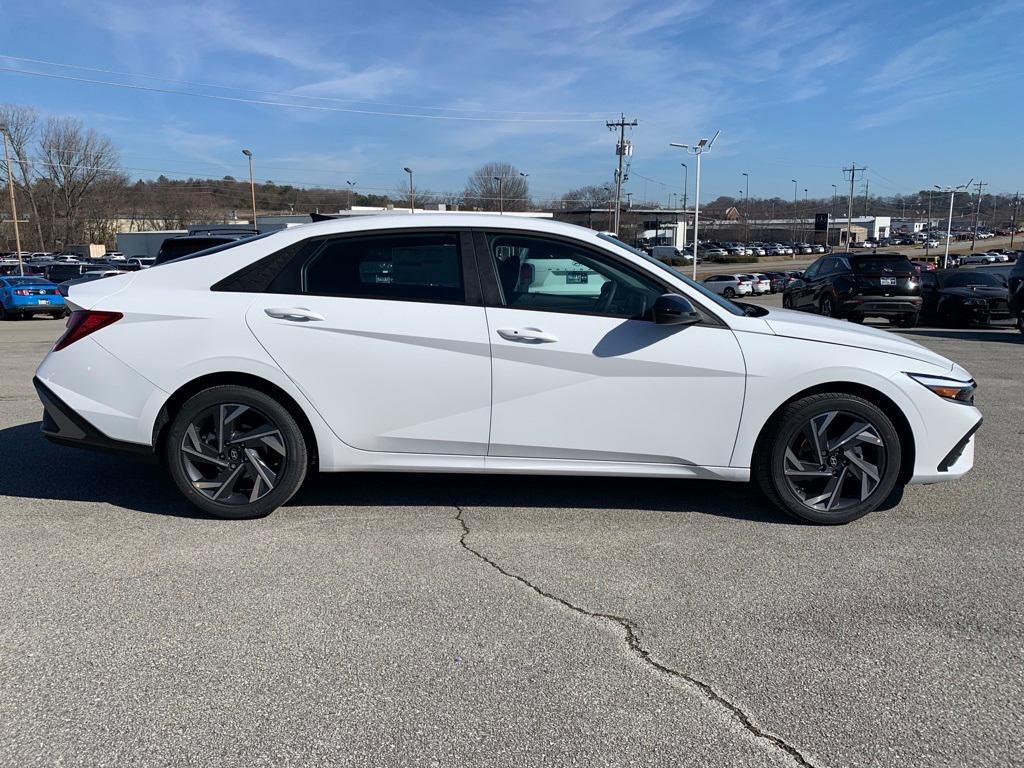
[478,231,745,467]
[244,230,492,455]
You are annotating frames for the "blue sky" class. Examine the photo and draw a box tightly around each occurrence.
[2,0,1022,204]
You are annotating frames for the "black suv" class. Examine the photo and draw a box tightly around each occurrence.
[782,252,922,327]
[155,232,256,265]
[1009,259,1024,334]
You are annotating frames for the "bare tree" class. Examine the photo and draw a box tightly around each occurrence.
[0,104,47,250]
[464,162,530,212]
[39,116,120,248]
[556,183,615,210]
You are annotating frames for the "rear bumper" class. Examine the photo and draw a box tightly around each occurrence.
[842,296,922,316]
[34,377,155,459]
[4,303,64,315]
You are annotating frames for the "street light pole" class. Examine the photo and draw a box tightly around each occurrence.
[241,149,257,232]
[935,180,973,269]
[403,167,414,212]
[742,171,749,243]
[493,176,504,215]
[681,163,688,211]
[345,179,356,210]
[670,130,720,280]
[1,125,24,276]
[791,179,798,242]
[831,184,838,246]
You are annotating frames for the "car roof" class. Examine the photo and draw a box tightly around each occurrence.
[266,213,590,240]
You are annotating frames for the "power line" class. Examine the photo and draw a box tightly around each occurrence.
[0,53,606,118]
[0,66,607,123]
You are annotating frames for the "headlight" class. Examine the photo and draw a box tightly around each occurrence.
[907,373,976,404]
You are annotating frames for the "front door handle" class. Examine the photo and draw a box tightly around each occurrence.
[264,307,325,322]
[497,327,558,343]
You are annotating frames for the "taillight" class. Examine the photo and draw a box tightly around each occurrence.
[13,289,30,296]
[53,310,123,352]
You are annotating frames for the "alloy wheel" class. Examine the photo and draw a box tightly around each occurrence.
[179,403,287,506]
[782,410,886,513]
[821,296,833,317]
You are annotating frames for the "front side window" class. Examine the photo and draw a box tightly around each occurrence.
[802,259,823,280]
[268,232,464,303]
[487,233,662,318]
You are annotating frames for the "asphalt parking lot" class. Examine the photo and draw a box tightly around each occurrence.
[1,311,1021,768]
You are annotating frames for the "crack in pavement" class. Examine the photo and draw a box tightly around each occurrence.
[453,504,820,768]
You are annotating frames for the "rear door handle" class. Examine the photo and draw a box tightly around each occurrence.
[264,307,325,322]
[497,327,558,343]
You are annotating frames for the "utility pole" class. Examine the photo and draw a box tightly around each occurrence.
[791,179,798,242]
[2,125,25,276]
[863,176,869,216]
[1011,192,1019,250]
[842,163,866,250]
[969,180,987,252]
[606,113,637,235]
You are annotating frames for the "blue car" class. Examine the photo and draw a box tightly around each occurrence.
[0,276,67,320]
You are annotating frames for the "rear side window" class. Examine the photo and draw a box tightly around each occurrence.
[267,233,465,303]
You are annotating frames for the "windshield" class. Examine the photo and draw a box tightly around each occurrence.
[596,233,744,316]
[941,271,1006,288]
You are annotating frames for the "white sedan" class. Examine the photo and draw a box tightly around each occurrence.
[36,214,980,524]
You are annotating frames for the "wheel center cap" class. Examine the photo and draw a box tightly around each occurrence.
[229,448,239,460]
[828,453,839,468]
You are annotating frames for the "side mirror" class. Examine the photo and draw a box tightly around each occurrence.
[652,294,701,326]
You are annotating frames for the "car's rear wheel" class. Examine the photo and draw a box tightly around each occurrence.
[893,312,919,328]
[754,393,902,524]
[782,293,793,309]
[165,385,308,519]
[820,295,835,317]
[723,287,735,298]
[848,313,864,324]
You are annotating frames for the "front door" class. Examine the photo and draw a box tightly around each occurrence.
[480,232,746,467]
[245,230,491,455]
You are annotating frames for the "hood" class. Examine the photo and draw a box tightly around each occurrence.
[762,308,954,370]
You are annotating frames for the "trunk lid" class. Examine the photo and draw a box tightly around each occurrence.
[850,255,919,298]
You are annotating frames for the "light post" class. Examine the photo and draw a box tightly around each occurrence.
[935,180,973,269]
[670,130,720,280]
[403,167,414,212]
[493,175,504,215]
[518,171,528,213]
[345,179,356,210]
[742,171,749,243]
[603,185,613,231]
[831,184,838,245]
[241,149,257,232]
[791,179,798,242]
[1,124,24,276]
[681,163,688,211]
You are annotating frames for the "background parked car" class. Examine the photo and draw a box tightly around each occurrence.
[919,269,1010,326]
[960,252,1000,265]
[154,233,256,265]
[702,274,753,298]
[0,276,66,320]
[782,252,922,327]
[57,270,128,298]
[743,273,772,295]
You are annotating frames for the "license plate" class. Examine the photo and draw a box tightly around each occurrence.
[566,273,588,284]
[880,277,896,286]
[37,299,50,304]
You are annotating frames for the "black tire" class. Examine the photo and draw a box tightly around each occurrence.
[723,287,735,298]
[165,385,309,519]
[848,313,864,324]
[820,294,835,318]
[753,393,903,524]
[782,293,793,309]
[0,305,7,321]
[894,312,919,328]
[1018,309,1024,336]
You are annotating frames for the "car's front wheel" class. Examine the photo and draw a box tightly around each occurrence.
[165,385,309,519]
[723,287,735,298]
[754,393,902,524]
